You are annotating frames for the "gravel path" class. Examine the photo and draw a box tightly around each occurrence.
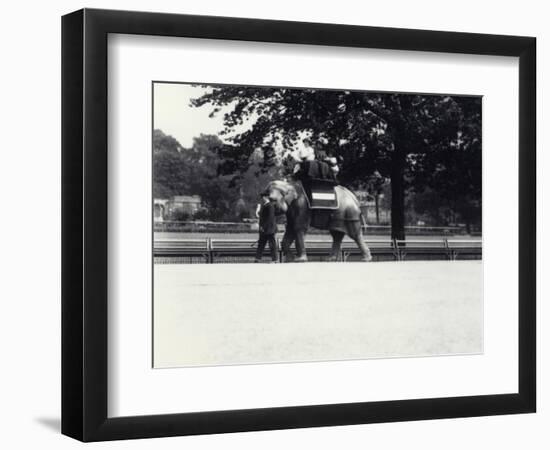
[153,261,483,368]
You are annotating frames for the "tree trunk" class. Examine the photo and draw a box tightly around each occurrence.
[374,194,380,224]
[390,148,406,241]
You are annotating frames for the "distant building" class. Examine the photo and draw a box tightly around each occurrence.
[154,195,202,222]
[153,199,168,222]
[170,195,202,215]
[354,190,390,224]
[354,190,371,204]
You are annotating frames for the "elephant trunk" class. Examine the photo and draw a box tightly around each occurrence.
[276,200,288,214]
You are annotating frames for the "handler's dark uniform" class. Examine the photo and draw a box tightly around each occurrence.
[255,201,278,262]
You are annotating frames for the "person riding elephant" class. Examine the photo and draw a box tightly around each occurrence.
[292,143,337,200]
[324,154,341,182]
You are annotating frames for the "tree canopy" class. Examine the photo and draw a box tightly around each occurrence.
[153,130,283,221]
[191,86,481,237]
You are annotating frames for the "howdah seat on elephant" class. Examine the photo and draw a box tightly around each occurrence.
[302,180,339,230]
[307,179,339,209]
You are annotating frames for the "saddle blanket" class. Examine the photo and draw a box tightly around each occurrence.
[309,181,339,210]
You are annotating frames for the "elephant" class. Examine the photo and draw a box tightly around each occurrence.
[265,180,372,262]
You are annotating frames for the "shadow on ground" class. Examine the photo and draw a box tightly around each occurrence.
[35,417,60,433]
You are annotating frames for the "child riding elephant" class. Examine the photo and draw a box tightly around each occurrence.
[293,143,338,200]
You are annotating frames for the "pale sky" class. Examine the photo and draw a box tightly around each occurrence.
[153,82,309,158]
[154,83,222,147]
[154,82,249,148]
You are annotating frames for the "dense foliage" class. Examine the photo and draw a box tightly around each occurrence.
[153,130,282,221]
[191,87,481,237]
[154,87,481,237]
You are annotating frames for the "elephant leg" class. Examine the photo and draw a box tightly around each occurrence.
[281,230,295,262]
[329,230,345,262]
[294,230,308,262]
[348,222,372,262]
[356,237,373,262]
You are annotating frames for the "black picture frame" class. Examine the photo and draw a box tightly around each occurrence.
[62,8,536,442]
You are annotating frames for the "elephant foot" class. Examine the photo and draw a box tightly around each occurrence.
[328,255,339,262]
[294,255,308,263]
[361,253,373,262]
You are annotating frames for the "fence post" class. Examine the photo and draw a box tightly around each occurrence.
[392,238,400,261]
[444,238,452,261]
[207,238,213,264]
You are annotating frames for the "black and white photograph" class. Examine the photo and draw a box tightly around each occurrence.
[152,82,483,368]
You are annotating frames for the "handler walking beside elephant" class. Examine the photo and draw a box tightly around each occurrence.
[254,192,279,263]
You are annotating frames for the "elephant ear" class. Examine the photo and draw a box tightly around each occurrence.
[283,186,298,204]
[268,180,288,194]
[272,181,298,202]
[266,180,297,210]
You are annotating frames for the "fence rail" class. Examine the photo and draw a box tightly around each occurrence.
[154,238,482,263]
[154,220,480,236]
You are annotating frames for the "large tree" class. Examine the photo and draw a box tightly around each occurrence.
[408,96,482,232]
[153,129,187,198]
[192,87,481,238]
